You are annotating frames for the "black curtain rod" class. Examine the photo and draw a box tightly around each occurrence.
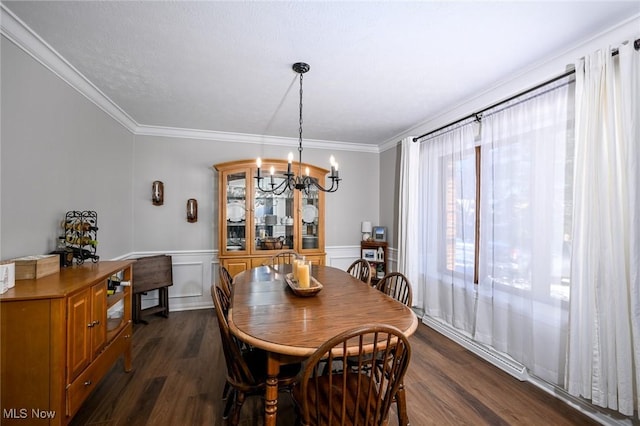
[413,38,640,143]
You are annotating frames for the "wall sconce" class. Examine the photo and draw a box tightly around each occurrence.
[187,198,198,223]
[152,181,164,206]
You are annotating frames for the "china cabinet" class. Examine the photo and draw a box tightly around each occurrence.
[0,261,133,425]
[214,159,327,276]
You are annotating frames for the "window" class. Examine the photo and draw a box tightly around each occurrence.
[437,78,575,301]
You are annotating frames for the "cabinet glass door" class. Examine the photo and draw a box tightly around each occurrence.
[254,165,295,252]
[225,171,247,252]
[301,185,320,250]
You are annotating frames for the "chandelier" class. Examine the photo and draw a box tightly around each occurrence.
[255,62,341,195]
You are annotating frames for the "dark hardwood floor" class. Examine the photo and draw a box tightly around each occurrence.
[70,309,600,425]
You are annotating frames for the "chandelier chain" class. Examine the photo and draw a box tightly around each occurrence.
[298,73,304,160]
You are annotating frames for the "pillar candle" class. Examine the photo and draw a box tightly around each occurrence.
[292,259,299,280]
[298,262,310,288]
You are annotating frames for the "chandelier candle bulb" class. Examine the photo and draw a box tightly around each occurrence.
[270,166,275,185]
[256,157,262,178]
[287,152,293,174]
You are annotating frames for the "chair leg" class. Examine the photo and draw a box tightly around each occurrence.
[222,380,231,400]
[230,391,246,426]
[395,380,409,426]
[223,389,235,420]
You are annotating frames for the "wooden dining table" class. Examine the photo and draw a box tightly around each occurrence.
[228,264,418,426]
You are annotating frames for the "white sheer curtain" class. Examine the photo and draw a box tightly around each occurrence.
[399,75,574,384]
[397,137,421,307]
[414,123,478,334]
[473,78,573,384]
[566,40,640,417]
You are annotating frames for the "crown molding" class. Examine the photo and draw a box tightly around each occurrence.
[1,4,380,154]
[135,124,379,153]
[0,4,140,132]
[378,138,402,154]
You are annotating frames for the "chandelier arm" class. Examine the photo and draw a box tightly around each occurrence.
[255,176,292,196]
[304,176,341,193]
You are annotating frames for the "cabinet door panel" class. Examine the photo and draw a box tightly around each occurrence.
[254,163,295,253]
[222,170,249,254]
[1,300,52,420]
[91,282,107,356]
[67,289,91,382]
[224,259,251,277]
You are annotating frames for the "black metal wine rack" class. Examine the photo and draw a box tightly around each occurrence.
[63,210,99,264]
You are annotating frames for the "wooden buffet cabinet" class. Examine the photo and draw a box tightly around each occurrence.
[0,260,134,425]
[214,159,327,276]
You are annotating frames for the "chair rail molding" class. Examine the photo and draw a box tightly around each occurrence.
[119,246,365,311]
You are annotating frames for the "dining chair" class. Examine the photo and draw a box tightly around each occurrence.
[211,285,300,424]
[293,324,411,426]
[374,272,413,425]
[346,258,372,286]
[263,249,300,266]
[219,265,234,298]
[375,272,413,307]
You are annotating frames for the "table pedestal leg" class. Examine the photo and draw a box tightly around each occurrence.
[265,354,280,426]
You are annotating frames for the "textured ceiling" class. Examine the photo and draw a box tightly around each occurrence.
[2,1,639,146]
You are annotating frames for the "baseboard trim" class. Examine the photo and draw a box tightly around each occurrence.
[422,316,635,426]
[422,316,528,380]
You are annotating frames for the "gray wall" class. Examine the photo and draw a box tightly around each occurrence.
[7,13,635,260]
[1,36,134,260]
[378,143,401,248]
[132,135,378,252]
[1,35,378,261]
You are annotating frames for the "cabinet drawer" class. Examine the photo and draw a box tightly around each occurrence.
[67,322,132,417]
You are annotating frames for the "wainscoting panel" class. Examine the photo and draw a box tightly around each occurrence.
[127,245,397,313]
[325,245,361,270]
[127,251,215,312]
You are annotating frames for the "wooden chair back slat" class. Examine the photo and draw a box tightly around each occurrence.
[376,272,412,307]
[263,250,300,266]
[347,259,372,286]
[294,324,411,426]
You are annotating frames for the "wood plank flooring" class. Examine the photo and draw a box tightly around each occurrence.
[70,309,601,425]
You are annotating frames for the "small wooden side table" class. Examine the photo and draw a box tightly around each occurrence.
[132,254,173,324]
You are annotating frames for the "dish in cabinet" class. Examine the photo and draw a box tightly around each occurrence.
[227,203,245,222]
[302,205,318,224]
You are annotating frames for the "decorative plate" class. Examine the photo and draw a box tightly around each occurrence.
[285,273,323,297]
[302,205,318,224]
[227,203,245,222]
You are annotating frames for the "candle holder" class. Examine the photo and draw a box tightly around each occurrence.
[187,198,198,223]
[152,181,164,206]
